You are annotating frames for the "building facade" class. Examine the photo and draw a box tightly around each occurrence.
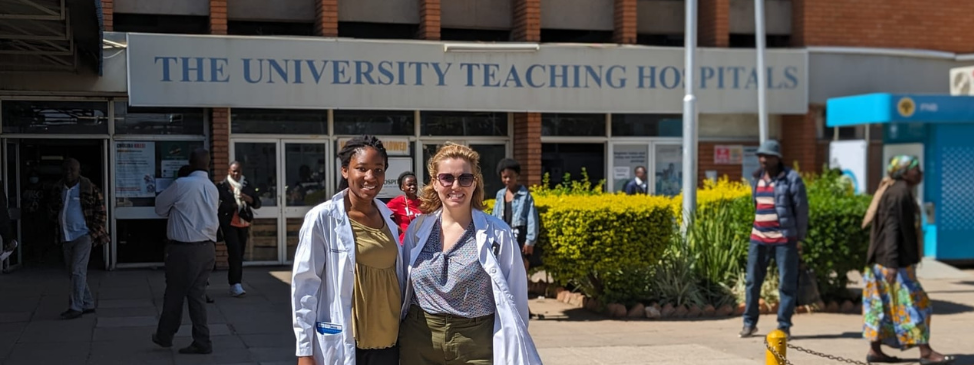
[1,0,972,270]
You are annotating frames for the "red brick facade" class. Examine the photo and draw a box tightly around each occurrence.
[512,0,541,43]
[780,105,823,174]
[209,0,227,35]
[698,0,729,47]
[210,108,230,269]
[314,0,339,37]
[100,0,113,31]
[513,113,543,187]
[613,0,637,44]
[791,0,974,53]
[417,0,441,40]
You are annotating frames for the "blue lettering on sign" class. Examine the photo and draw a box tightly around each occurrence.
[147,56,802,92]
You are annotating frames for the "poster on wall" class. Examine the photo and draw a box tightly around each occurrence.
[742,146,760,185]
[654,145,683,196]
[612,145,648,192]
[714,145,744,164]
[830,140,869,194]
[158,141,191,178]
[116,142,156,198]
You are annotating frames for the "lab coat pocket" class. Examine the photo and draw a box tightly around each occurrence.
[314,328,344,363]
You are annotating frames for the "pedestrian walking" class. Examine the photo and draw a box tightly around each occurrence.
[48,158,109,320]
[386,171,421,244]
[623,166,648,195]
[217,161,261,297]
[739,140,808,339]
[400,143,542,365]
[152,149,219,355]
[861,155,954,364]
[291,135,406,365]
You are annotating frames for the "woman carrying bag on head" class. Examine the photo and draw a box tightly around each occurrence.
[291,135,406,365]
[217,161,261,297]
[399,143,542,365]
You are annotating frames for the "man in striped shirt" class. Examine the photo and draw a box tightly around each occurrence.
[740,140,808,340]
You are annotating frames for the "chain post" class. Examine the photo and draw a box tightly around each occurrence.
[765,329,788,365]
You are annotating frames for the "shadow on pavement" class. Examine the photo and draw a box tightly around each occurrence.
[931,299,974,315]
[790,331,861,340]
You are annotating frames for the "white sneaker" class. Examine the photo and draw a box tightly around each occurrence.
[0,240,16,261]
[230,283,246,297]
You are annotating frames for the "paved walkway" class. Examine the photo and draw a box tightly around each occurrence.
[2,265,974,365]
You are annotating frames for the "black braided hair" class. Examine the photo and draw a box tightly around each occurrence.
[337,135,388,191]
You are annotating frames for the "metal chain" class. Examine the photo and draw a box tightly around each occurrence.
[763,338,869,365]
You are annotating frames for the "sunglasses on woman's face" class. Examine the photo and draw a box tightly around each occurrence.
[437,173,475,187]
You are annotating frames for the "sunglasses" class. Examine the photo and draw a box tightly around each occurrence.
[437,173,476,187]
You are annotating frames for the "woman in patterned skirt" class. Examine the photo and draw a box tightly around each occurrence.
[861,155,953,365]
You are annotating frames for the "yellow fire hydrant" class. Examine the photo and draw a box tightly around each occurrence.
[765,329,788,365]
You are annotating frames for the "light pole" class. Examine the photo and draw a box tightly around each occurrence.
[681,0,699,235]
[756,0,769,144]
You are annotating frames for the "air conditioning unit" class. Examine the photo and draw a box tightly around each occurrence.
[950,66,974,96]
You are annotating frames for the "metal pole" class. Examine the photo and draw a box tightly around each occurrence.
[681,0,699,234]
[756,0,768,144]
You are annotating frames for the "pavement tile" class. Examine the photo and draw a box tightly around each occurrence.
[98,299,156,309]
[87,340,175,365]
[239,334,295,349]
[97,315,158,328]
[93,325,158,342]
[95,306,159,318]
[175,323,233,337]
[248,347,295,362]
[2,341,90,365]
[18,318,95,343]
[0,312,32,323]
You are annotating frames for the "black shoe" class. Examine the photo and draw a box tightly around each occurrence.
[151,333,172,348]
[178,343,212,355]
[60,310,83,320]
[82,308,96,314]
[739,326,758,338]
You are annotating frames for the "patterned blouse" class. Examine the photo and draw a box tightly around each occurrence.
[409,220,496,318]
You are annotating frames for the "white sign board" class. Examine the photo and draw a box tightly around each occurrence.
[829,140,869,194]
[126,33,808,114]
[950,66,974,96]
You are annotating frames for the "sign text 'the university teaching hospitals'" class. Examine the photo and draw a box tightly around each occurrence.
[126,33,808,114]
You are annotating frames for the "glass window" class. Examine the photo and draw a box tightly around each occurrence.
[541,143,606,189]
[231,109,327,135]
[114,102,205,135]
[653,144,683,197]
[421,112,508,137]
[471,144,507,197]
[612,114,683,137]
[1,100,109,134]
[541,113,606,137]
[114,141,205,207]
[284,143,328,207]
[334,110,414,136]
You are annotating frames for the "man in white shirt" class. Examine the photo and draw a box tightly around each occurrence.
[152,148,219,355]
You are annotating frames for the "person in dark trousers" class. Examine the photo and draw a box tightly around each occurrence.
[177,165,214,305]
[48,158,109,320]
[216,161,261,297]
[153,149,219,355]
[861,155,954,365]
[624,166,648,195]
[739,140,808,339]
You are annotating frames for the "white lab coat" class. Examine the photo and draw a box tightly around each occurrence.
[291,191,407,364]
[402,209,544,365]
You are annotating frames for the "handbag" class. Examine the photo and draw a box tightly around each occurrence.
[796,259,822,306]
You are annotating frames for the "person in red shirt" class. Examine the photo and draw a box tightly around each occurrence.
[386,171,421,244]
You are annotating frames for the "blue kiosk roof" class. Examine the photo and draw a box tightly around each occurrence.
[826,93,974,127]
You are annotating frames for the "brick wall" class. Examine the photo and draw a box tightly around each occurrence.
[512,113,542,187]
[780,105,822,174]
[613,0,637,44]
[792,0,974,52]
[210,108,230,269]
[209,0,227,35]
[101,0,113,31]
[512,0,540,42]
[418,0,441,40]
[698,0,729,47]
[314,0,339,37]
[698,142,760,184]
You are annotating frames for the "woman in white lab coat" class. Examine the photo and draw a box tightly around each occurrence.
[399,143,543,365]
[291,135,406,365]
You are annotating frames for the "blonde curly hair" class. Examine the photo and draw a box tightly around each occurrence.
[419,142,486,213]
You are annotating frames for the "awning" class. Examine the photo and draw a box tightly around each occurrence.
[0,0,103,74]
[826,93,974,127]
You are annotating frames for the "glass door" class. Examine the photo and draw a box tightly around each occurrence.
[282,141,330,262]
[652,142,683,197]
[2,139,22,271]
[231,139,330,265]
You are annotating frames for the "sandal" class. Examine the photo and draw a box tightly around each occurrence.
[919,355,956,365]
